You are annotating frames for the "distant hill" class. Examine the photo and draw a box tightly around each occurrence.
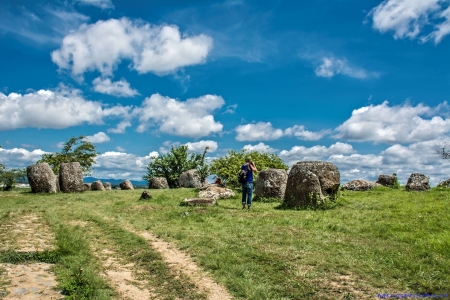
[83,177,148,187]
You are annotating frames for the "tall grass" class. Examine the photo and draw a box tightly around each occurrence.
[0,186,449,299]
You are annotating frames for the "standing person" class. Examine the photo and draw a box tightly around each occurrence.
[241,158,258,210]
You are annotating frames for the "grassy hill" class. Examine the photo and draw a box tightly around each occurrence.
[0,186,449,299]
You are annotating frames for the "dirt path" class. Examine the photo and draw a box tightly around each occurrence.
[129,228,232,300]
[0,263,62,300]
[0,214,62,299]
[96,248,156,300]
[0,214,55,252]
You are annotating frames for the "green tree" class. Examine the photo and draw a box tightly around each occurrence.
[38,135,99,175]
[210,150,288,189]
[0,166,26,191]
[143,145,207,188]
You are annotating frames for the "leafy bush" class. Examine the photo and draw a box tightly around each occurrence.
[210,150,288,189]
[392,176,401,189]
[143,145,209,188]
[0,165,26,191]
[38,135,98,175]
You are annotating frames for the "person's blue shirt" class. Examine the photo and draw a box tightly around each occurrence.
[241,164,253,183]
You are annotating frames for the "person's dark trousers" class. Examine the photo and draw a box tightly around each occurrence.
[241,182,253,207]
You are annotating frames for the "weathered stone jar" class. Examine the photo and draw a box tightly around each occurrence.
[284,161,340,208]
[27,163,60,193]
[254,169,288,200]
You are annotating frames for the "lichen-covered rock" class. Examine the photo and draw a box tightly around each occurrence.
[178,169,207,188]
[284,161,340,208]
[27,163,60,193]
[83,183,91,191]
[438,178,450,188]
[376,174,397,187]
[91,180,105,191]
[140,191,152,199]
[120,179,134,190]
[59,162,84,193]
[198,186,235,200]
[103,182,112,190]
[149,177,169,189]
[254,169,288,200]
[406,173,430,191]
[342,180,380,191]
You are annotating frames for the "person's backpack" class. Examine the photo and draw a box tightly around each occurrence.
[238,166,248,184]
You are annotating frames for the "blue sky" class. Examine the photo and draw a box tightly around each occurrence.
[1,0,450,185]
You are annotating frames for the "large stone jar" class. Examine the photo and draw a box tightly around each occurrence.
[284,161,340,208]
[254,169,288,200]
[59,162,84,193]
[27,163,60,193]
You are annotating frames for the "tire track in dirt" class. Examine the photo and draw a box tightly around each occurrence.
[95,248,156,300]
[69,220,157,300]
[0,214,55,252]
[0,213,62,299]
[126,227,233,300]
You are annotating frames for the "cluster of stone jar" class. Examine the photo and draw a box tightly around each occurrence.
[26,162,134,193]
[253,161,433,208]
[26,161,434,207]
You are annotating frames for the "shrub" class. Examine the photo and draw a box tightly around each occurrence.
[210,150,288,189]
[0,166,26,191]
[143,145,209,188]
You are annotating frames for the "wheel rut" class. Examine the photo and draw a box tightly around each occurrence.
[0,213,62,299]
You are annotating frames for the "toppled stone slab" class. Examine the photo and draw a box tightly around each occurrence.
[183,198,216,206]
[342,180,381,191]
[198,186,234,200]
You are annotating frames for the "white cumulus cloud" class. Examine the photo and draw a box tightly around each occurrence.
[0,87,128,130]
[335,101,450,144]
[84,132,110,143]
[369,0,450,44]
[236,122,328,142]
[93,150,158,180]
[93,77,139,97]
[236,122,285,141]
[315,57,375,79]
[284,125,330,141]
[185,140,218,153]
[135,94,224,138]
[51,18,213,79]
[0,148,48,168]
[108,121,132,134]
[279,142,355,166]
[242,142,276,153]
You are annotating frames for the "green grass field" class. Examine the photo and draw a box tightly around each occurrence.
[0,186,449,299]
